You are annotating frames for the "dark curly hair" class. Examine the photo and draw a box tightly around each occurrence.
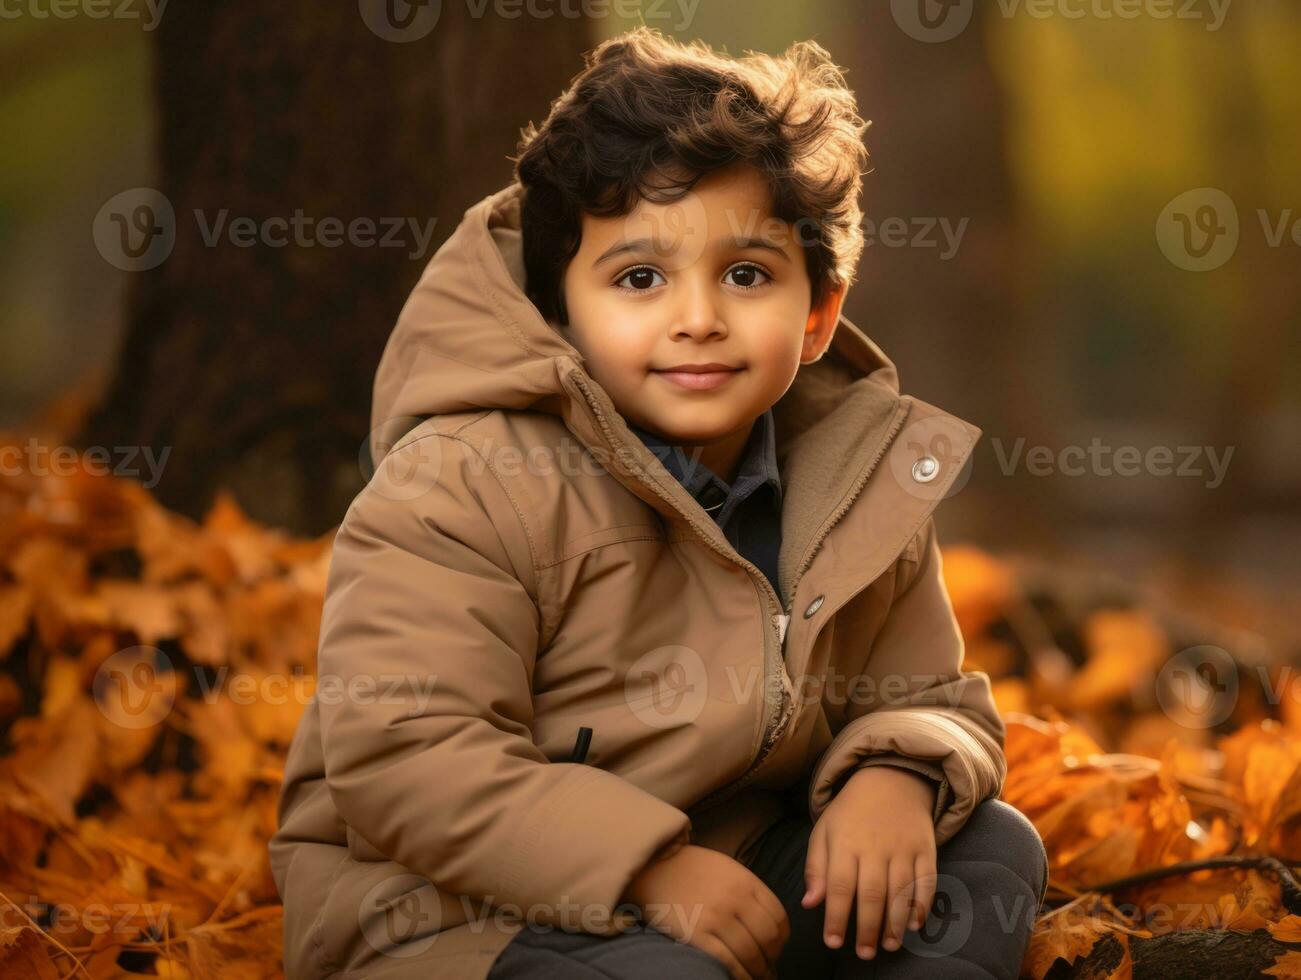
[510,26,871,326]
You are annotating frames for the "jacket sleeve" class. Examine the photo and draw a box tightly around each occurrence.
[807,516,1005,847]
[317,431,691,932]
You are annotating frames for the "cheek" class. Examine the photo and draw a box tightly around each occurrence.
[577,295,657,361]
[590,327,657,388]
[746,306,808,368]
[565,301,657,382]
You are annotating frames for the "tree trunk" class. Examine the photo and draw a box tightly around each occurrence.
[841,5,1027,543]
[77,2,590,534]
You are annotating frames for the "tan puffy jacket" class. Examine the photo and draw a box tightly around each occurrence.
[269,180,1006,979]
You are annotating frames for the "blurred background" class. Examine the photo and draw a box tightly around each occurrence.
[2,0,1298,647]
[2,6,1301,974]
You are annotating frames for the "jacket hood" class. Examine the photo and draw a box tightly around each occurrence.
[369,179,905,470]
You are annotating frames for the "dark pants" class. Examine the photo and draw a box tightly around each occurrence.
[486,797,1048,980]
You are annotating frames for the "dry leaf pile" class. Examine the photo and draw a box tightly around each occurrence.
[0,446,1298,978]
[0,450,331,978]
[946,545,1301,977]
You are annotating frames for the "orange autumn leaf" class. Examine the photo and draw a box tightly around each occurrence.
[0,926,63,980]
[1265,950,1301,979]
[1270,914,1301,943]
[1024,901,1112,976]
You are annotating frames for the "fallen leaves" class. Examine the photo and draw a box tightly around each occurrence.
[0,445,329,977]
[1,432,1298,978]
[956,555,1301,976]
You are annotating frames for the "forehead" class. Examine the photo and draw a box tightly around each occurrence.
[578,164,797,264]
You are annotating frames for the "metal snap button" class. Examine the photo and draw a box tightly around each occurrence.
[911,455,940,483]
[803,595,825,618]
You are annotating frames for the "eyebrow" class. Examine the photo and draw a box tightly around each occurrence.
[592,234,792,268]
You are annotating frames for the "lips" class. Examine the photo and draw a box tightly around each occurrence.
[652,366,742,391]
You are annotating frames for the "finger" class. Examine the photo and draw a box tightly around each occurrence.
[911,854,937,930]
[803,819,828,908]
[723,913,771,980]
[698,934,749,980]
[822,842,858,950]
[749,880,791,949]
[740,899,787,967]
[881,857,917,953]
[852,855,889,959]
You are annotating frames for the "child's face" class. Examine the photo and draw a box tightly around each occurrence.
[561,162,846,447]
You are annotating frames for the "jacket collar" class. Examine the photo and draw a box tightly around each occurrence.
[628,407,783,522]
[369,180,979,606]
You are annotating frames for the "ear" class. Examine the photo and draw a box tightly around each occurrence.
[802,282,849,364]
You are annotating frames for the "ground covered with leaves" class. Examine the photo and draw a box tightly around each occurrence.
[2,448,1300,978]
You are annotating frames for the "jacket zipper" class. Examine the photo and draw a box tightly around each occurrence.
[689,564,795,812]
[689,399,914,812]
[568,371,911,812]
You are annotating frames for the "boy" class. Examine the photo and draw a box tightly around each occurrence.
[270,27,1048,980]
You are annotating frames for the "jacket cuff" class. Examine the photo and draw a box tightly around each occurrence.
[855,754,953,826]
[808,710,1005,847]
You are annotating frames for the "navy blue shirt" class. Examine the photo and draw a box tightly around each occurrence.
[628,408,784,602]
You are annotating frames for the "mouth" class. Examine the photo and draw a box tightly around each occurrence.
[651,365,744,391]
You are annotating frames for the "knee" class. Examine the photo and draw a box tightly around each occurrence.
[943,798,1049,903]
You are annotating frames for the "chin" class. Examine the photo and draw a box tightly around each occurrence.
[644,414,744,445]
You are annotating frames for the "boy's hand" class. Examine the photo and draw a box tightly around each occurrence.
[622,843,789,980]
[802,765,938,960]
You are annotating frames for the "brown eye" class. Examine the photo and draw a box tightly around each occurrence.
[615,267,666,292]
[724,263,771,290]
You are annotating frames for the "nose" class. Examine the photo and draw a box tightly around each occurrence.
[669,276,727,342]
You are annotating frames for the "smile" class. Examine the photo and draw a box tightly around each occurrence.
[651,368,742,391]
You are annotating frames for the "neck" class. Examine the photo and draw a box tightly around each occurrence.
[681,418,755,485]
